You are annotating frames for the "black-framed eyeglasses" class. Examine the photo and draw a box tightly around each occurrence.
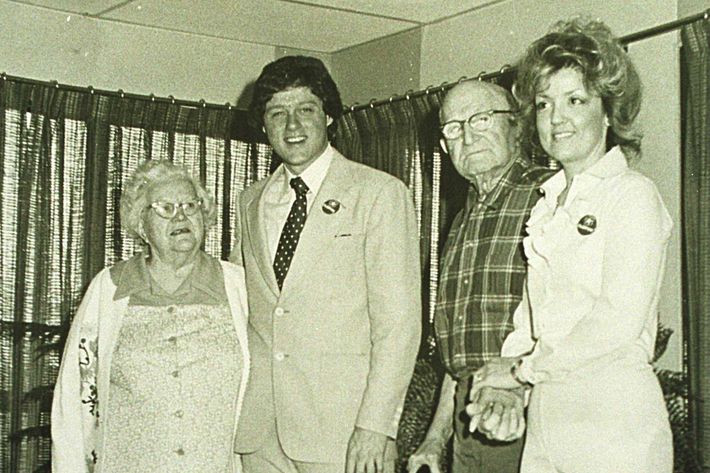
[146,199,203,219]
[440,109,515,140]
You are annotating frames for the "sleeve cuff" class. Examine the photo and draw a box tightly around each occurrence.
[517,357,548,385]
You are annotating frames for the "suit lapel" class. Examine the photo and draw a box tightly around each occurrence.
[245,176,280,297]
[282,152,354,293]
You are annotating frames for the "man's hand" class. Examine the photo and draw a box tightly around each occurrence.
[466,386,525,441]
[346,427,388,473]
[468,357,522,405]
[407,437,446,473]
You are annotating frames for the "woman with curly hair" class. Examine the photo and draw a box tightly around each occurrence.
[52,160,250,472]
[468,17,673,472]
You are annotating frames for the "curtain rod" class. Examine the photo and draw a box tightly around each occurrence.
[0,72,238,112]
[346,7,710,113]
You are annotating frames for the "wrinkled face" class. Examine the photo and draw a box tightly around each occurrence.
[263,86,333,175]
[142,177,204,259]
[440,84,516,183]
[535,68,608,171]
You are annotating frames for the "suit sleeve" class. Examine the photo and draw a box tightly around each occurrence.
[355,178,422,438]
[229,191,245,267]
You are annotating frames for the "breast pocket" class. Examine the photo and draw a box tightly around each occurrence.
[555,217,604,288]
[306,232,367,287]
[332,232,365,253]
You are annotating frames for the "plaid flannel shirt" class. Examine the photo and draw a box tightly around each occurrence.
[435,155,553,380]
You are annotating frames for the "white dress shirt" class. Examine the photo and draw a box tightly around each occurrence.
[262,144,334,263]
[502,146,673,384]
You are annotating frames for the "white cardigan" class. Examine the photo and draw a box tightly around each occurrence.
[51,260,250,473]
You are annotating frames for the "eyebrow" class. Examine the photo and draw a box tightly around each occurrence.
[535,89,586,98]
[266,100,320,110]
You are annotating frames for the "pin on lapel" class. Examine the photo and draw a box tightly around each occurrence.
[577,215,597,235]
[322,199,341,215]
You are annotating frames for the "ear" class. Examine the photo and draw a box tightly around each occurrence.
[604,115,610,127]
[326,115,334,127]
[439,138,449,154]
[262,126,266,134]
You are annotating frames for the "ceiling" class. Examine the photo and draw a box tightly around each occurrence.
[9,0,503,52]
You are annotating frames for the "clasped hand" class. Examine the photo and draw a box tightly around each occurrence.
[466,358,527,442]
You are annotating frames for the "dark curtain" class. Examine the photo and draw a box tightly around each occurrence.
[681,18,710,473]
[0,79,272,472]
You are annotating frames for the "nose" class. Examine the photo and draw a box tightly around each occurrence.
[285,110,301,129]
[462,122,482,145]
[550,103,565,125]
[173,206,187,221]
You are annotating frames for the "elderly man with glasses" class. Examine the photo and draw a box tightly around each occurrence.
[408,81,552,473]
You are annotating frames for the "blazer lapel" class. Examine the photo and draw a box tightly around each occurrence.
[245,177,280,297]
[282,152,354,293]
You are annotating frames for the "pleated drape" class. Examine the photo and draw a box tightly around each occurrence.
[681,18,710,473]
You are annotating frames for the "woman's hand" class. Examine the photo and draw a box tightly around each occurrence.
[466,386,526,442]
[466,357,525,436]
[471,357,521,392]
[469,357,520,390]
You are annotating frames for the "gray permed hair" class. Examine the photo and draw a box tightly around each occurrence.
[120,159,217,241]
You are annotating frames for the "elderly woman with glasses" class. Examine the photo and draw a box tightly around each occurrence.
[52,160,249,473]
[467,17,673,473]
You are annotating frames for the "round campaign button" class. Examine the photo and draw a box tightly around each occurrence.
[577,215,597,235]
[322,199,341,214]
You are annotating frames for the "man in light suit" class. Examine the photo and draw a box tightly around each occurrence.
[230,55,421,473]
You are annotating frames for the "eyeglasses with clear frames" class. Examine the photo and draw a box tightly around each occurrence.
[440,109,515,140]
[146,199,203,219]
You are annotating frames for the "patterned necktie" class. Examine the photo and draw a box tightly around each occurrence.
[273,176,309,290]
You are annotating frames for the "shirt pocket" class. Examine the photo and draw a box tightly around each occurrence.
[553,213,604,289]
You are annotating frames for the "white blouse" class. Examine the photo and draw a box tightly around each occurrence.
[502,147,672,384]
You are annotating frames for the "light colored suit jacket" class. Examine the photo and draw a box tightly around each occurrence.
[231,150,421,463]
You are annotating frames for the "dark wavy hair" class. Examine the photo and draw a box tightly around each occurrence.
[249,55,343,141]
[513,17,643,161]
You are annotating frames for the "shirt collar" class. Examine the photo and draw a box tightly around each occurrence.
[113,251,223,301]
[583,145,628,179]
[540,146,628,202]
[465,155,538,211]
[281,144,334,198]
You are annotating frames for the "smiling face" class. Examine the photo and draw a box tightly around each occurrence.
[263,86,333,175]
[142,177,204,262]
[535,68,608,175]
[440,82,517,184]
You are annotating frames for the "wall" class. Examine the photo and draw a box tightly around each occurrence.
[679,0,708,17]
[331,28,421,108]
[0,1,273,108]
[419,0,678,87]
[628,34,682,371]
